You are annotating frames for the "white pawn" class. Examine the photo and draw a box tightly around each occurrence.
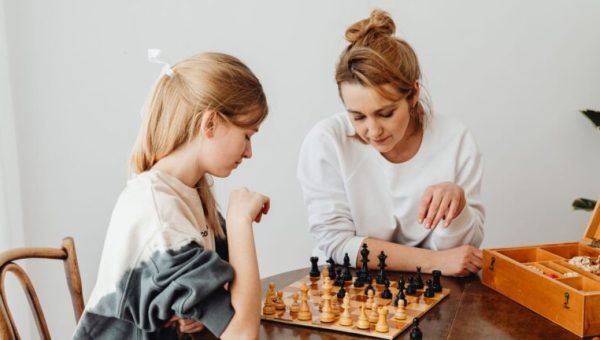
[366,289,375,310]
[290,293,300,313]
[338,294,353,326]
[368,297,379,323]
[393,299,407,320]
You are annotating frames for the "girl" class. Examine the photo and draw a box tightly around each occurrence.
[297,10,484,277]
[74,51,269,339]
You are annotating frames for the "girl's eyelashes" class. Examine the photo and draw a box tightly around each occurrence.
[353,115,366,121]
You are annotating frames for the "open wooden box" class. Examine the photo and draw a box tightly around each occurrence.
[482,199,600,338]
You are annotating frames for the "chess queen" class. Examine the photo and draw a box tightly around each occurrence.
[297,10,484,277]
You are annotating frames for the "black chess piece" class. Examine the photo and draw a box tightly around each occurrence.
[309,256,320,278]
[342,253,353,281]
[353,275,365,287]
[381,279,393,299]
[376,251,388,284]
[337,284,346,299]
[432,270,442,292]
[334,269,344,287]
[424,279,434,298]
[326,257,337,280]
[394,285,407,307]
[364,277,375,295]
[410,317,423,339]
[358,243,370,284]
[405,276,417,295]
[398,274,405,291]
[415,266,424,289]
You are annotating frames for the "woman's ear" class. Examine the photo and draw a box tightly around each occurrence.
[410,80,421,108]
[200,111,218,138]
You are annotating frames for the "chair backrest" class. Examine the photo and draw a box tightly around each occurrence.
[0,237,84,340]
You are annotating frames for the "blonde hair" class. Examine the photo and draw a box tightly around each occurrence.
[130,52,268,238]
[336,10,429,130]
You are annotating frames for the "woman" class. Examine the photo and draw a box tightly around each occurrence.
[297,10,484,277]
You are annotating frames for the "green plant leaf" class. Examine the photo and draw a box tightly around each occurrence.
[580,109,600,130]
[572,198,597,211]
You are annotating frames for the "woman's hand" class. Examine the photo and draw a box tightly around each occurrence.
[226,187,270,225]
[418,182,466,229]
[434,245,482,277]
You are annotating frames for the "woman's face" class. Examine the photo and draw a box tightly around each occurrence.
[340,82,416,157]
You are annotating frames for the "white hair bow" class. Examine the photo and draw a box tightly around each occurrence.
[148,49,174,77]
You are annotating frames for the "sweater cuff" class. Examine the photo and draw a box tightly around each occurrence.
[197,288,235,337]
[344,236,367,268]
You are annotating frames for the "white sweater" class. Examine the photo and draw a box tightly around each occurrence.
[297,112,485,267]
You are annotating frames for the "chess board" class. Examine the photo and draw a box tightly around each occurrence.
[261,275,450,339]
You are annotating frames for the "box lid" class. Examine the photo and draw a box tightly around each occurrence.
[582,197,600,246]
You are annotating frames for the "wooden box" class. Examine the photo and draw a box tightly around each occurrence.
[482,199,600,338]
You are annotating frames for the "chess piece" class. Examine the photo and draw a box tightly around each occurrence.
[357,243,370,286]
[375,306,389,333]
[364,277,375,296]
[415,266,424,289]
[394,285,407,308]
[410,317,423,339]
[339,294,353,326]
[424,279,435,298]
[321,266,329,281]
[393,299,407,320]
[262,282,276,315]
[320,278,335,323]
[432,270,442,292]
[337,283,346,299]
[290,293,300,313]
[275,290,286,310]
[356,302,370,329]
[342,253,353,282]
[365,289,375,309]
[381,279,393,299]
[334,269,344,287]
[368,297,379,323]
[398,274,405,291]
[297,283,312,321]
[331,297,341,316]
[326,257,337,280]
[376,251,388,284]
[406,277,417,295]
[309,256,320,281]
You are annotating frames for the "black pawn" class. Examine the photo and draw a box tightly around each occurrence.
[353,275,365,288]
[342,253,352,281]
[405,277,417,295]
[432,270,442,292]
[376,251,388,284]
[334,269,344,287]
[410,317,423,339]
[398,274,405,291]
[381,279,393,299]
[309,256,320,277]
[415,266,424,289]
[337,284,346,299]
[364,277,375,296]
[424,279,434,298]
[326,257,337,280]
[394,285,407,307]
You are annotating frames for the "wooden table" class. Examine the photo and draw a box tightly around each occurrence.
[258,268,583,340]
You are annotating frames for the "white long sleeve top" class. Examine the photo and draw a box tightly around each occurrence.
[297,112,485,267]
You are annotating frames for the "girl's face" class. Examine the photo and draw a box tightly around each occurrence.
[340,82,417,158]
[202,115,258,178]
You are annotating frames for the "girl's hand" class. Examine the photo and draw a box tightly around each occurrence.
[417,182,466,229]
[163,316,205,333]
[226,187,270,225]
[434,245,482,277]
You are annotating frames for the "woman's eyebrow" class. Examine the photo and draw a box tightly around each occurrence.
[348,103,396,116]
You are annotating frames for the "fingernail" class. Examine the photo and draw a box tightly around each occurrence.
[418,219,423,223]
[426,223,431,229]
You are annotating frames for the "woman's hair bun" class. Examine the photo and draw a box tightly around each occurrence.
[345,9,396,45]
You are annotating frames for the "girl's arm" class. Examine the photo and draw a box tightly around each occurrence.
[220,188,269,340]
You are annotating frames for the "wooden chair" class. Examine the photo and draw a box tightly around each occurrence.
[0,237,84,339]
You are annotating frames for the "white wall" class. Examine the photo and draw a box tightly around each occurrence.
[2,0,600,338]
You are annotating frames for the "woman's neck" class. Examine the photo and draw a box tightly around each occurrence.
[152,145,205,188]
